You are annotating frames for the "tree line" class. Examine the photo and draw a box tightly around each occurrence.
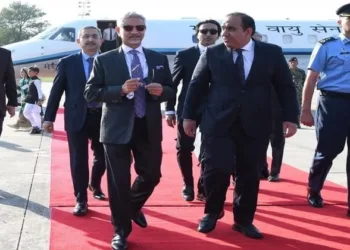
[0,1,49,46]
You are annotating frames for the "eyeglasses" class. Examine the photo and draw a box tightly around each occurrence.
[199,29,218,35]
[123,25,146,32]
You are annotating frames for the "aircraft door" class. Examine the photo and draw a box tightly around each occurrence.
[97,20,120,53]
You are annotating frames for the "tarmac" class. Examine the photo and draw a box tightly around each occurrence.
[0,83,348,250]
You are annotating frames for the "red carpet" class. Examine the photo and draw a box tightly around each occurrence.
[51,205,350,250]
[50,109,350,250]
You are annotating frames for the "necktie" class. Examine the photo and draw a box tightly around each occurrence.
[87,57,99,108]
[110,28,112,40]
[235,49,245,85]
[129,49,146,118]
[87,57,94,77]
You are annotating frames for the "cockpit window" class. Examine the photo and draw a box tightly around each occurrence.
[31,26,59,40]
[49,27,75,42]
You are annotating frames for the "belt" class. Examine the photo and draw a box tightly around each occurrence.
[320,90,350,100]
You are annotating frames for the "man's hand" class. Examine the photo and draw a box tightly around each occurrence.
[6,106,16,117]
[183,119,196,137]
[145,83,163,96]
[283,121,297,138]
[166,114,176,128]
[122,78,142,94]
[43,121,54,133]
[300,109,314,127]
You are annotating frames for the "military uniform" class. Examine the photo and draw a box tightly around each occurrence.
[290,67,305,110]
[306,3,350,217]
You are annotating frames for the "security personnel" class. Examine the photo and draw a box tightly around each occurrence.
[289,57,306,128]
[165,19,221,202]
[301,3,350,217]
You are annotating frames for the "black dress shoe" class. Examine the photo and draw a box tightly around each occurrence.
[111,234,128,250]
[268,174,280,182]
[197,211,224,233]
[89,184,106,200]
[73,202,88,216]
[182,185,194,201]
[233,223,263,239]
[132,211,147,228]
[307,191,323,208]
[196,192,206,202]
[29,126,42,134]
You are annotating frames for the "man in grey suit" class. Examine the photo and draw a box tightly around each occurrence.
[84,12,174,250]
[0,48,17,136]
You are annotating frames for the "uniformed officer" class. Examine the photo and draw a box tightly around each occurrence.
[301,3,350,217]
[289,57,306,128]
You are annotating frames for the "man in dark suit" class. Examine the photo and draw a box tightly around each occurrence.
[165,19,221,202]
[43,26,106,216]
[182,12,299,239]
[0,48,17,136]
[84,12,174,250]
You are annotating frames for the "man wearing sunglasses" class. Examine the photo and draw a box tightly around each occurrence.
[165,19,221,202]
[84,12,174,250]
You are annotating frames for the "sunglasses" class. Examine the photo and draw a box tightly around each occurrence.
[199,29,218,35]
[123,25,146,32]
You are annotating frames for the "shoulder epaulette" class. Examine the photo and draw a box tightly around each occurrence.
[318,37,337,45]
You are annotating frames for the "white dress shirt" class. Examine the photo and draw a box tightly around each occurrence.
[121,44,148,99]
[198,43,207,55]
[232,39,255,79]
[103,28,116,41]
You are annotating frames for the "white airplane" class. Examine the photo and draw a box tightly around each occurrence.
[1,18,341,80]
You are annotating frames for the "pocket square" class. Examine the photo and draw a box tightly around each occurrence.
[155,65,164,70]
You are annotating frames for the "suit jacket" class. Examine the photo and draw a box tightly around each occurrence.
[44,52,91,132]
[84,47,175,144]
[166,46,208,118]
[0,48,17,116]
[182,42,299,138]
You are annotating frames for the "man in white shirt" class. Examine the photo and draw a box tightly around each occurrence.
[102,22,118,52]
[103,22,116,41]
[23,66,43,134]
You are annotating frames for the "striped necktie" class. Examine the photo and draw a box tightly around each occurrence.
[129,49,146,118]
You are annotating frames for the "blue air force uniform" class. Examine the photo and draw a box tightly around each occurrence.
[307,4,350,214]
